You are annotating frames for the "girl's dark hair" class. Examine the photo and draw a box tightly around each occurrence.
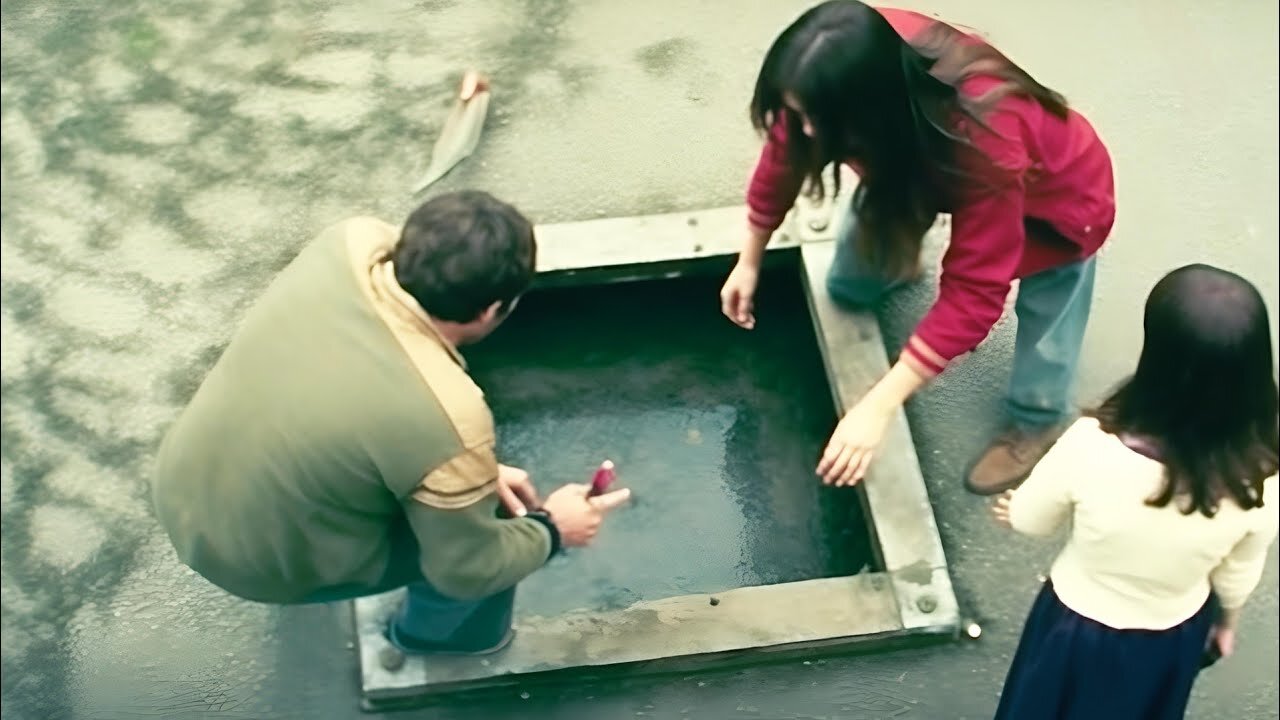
[1094,264,1279,517]
[393,190,536,322]
[749,0,1068,279]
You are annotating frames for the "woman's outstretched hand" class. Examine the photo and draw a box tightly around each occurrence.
[817,398,894,486]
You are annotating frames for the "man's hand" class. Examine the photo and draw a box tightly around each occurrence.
[495,464,541,518]
[542,483,632,547]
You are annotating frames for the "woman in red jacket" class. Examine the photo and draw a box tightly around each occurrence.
[720,1,1116,493]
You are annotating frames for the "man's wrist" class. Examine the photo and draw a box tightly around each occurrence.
[524,510,562,560]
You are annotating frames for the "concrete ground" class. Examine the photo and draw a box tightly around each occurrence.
[1,1,1276,718]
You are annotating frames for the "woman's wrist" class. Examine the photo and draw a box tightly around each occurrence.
[861,360,926,415]
[738,223,772,267]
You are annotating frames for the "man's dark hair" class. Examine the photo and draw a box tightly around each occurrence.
[392,190,537,323]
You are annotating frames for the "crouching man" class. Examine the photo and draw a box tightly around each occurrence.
[152,190,630,655]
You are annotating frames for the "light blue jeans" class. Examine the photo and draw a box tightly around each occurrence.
[826,205,1096,430]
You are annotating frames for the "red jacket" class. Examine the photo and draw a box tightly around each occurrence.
[746,8,1116,375]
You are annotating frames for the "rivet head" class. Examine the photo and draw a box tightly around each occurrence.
[916,595,938,614]
[378,646,406,671]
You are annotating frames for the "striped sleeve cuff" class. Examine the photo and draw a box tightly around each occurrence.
[901,335,947,378]
[746,207,787,233]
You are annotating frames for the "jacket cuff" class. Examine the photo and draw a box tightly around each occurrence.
[901,335,947,377]
[747,207,786,233]
[524,510,562,561]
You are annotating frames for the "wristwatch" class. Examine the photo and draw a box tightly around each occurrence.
[523,509,563,560]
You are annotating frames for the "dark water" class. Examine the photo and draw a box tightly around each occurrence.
[466,262,875,618]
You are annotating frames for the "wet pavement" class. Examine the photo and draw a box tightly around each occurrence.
[2,1,1277,719]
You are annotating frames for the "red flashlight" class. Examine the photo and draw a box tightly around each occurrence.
[588,460,616,497]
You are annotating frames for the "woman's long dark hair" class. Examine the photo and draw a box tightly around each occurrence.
[1094,264,1278,517]
[749,0,1067,279]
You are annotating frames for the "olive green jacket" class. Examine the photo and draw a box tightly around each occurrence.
[152,217,549,603]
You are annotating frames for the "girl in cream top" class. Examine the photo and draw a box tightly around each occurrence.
[992,263,1278,720]
[1006,416,1278,630]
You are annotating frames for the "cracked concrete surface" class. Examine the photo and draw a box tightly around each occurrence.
[2,1,1276,718]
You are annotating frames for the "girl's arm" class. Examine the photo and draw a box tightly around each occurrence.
[839,114,1029,427]
[738,222,774,269]
[816,108,1030,486]
[743,114,806,254]
[860,358,930,415]
[1210,478,1280,620]
[1004,419,1092,535]
[901,105,1031,379]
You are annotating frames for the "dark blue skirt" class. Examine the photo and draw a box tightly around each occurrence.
[995,581,1215,720]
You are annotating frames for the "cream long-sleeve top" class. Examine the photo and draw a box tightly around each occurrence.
[1008,417,1279,630]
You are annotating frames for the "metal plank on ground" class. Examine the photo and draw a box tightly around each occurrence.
[355,574,902,708]
[798,239,958,631]
[353,203,961,711]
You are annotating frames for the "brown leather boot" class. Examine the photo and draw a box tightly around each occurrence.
[964,423,1070,496]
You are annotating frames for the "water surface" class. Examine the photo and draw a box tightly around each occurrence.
[467,266,873,618]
